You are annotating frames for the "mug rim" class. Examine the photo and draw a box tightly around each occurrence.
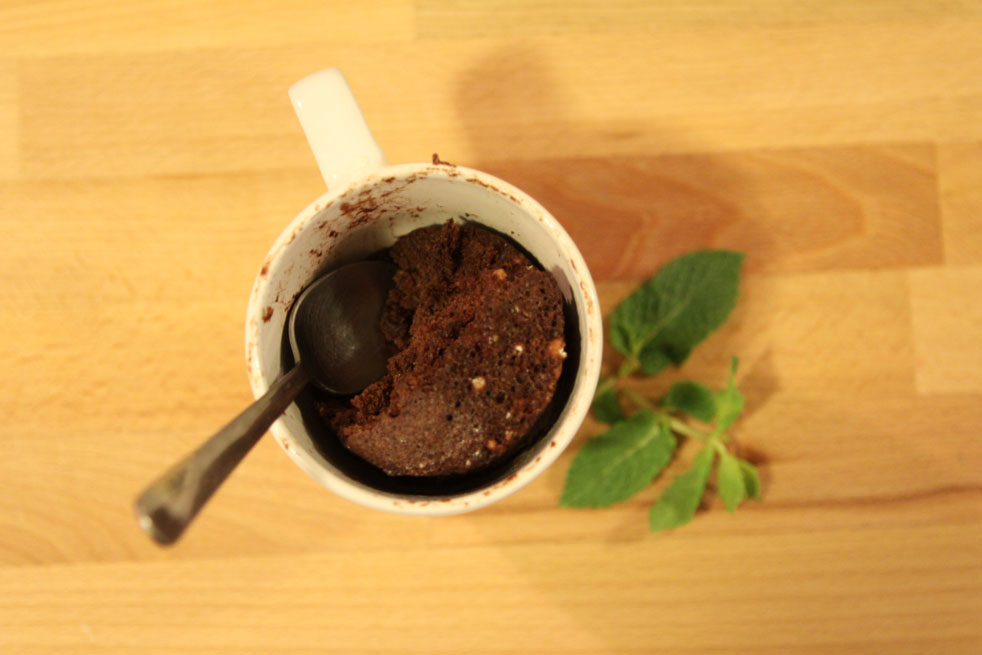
[246,162,603,516]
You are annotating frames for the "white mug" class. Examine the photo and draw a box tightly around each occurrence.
[245,69,602,515]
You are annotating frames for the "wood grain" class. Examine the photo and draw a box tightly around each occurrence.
[16,20,982,178]
[481,145,941,280]
[0,60,16,179]
[939,143,982,266]
[910,268,982,394]
[2,1,981,653]
[416,0,982,36]
[3,527,981,654]
[0,1,416,55]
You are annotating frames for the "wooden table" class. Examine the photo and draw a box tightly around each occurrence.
[2,2,981,653]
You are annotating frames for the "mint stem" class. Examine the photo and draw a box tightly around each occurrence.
[666,416,708,441]
[622,388,712,442]
[618,357,640,378]
[622,388,654,412]
[592,357,639,403]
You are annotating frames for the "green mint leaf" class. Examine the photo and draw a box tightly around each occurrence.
[738,458,762,500]
[609,251,744,374]
[649,446,715,532]
[609,281,660,355]
[716,451,747,513]
[664,381,717,422]
[638,345,675,376]
[592,387,626,423]
[641,342,692,376]
[561,410,677,508]
[716,356,745,430]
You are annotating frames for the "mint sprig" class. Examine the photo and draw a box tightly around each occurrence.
[563,250,761,532]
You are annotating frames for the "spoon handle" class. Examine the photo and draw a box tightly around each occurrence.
[134,364,311,545]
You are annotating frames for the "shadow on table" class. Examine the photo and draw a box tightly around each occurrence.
[451,45,789,282]
[451,45,781,651]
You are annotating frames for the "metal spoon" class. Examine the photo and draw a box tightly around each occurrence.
[134,260,396,546]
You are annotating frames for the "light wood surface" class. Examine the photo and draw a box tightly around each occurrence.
[2,2,981,653]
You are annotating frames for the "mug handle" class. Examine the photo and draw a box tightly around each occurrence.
[289,69,387,189]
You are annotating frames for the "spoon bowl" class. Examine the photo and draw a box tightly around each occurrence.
[290,260,396,394]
